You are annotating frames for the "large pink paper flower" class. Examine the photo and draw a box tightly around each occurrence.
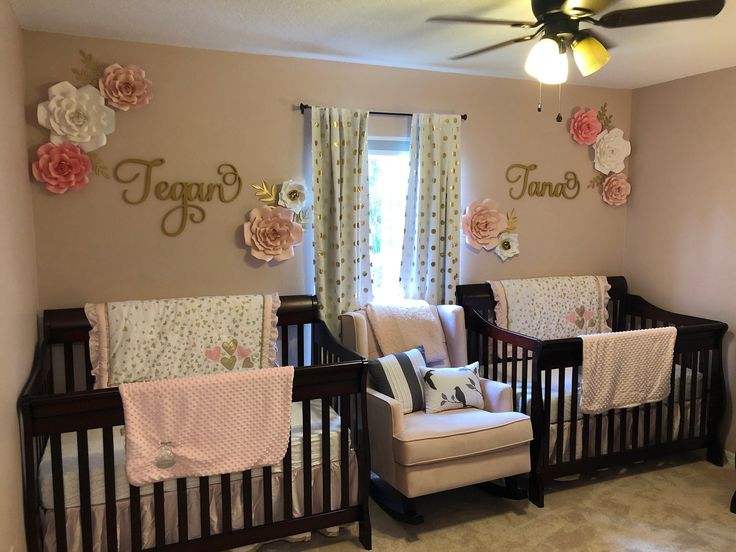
[601,173,631,206]
[243,206,304,262]
[31,142,92,194]
[569,108,602,146]
[99,64,153,111]
[461,198,508,250]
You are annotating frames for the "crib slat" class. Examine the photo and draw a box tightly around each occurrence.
[700,350,711,438]
[283,436,293,520]
[282,328,290,367]
[102,426,118,551]
[521,350,529,414]
[619,408,627,453]
[297,325,305,366]
[243,470,253,529]
[595,414,603,456]
[130,485,142,552]
[263,467,273,525]
[582,414,590,459]
[50,433,68,551]
[655,400,663,446]
[177,478,188,542]
[322,398,332,512]
[199,477,210,537]
[302,400,313,516]
[556,368,565,465]
[340,395,350,508]
[76,430,93,552]
[667,355,676,441]
[502,345,509,384]
[570,367,579,462]
[632,405,640,449]
[678,353,687,439]
[689,351,700,438]
[481,334,489,379]
[154,482,165,547]
[83,340,95,391]
[64,342,75,393]
[543,370,552,465]
[607,410,615,454]
[221,474,232,533]
[491,338,498,380]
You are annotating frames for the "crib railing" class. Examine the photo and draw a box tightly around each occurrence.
[18,296,371,552]
[458,280,727,507]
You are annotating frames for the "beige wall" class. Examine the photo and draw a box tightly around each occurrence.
[23,32,631,309]
[627,67,736,453]
[0,1,37,551]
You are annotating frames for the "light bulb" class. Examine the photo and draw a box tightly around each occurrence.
[572,34,610,77]
[524,38,568,85]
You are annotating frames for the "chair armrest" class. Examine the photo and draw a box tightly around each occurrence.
[367,387,404,435]
[340,311,369,357]
[480,378,514,413]
[436,304,468,366]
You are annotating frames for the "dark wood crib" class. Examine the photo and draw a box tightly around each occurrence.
[456,277,727,508]
[18,295,372,551]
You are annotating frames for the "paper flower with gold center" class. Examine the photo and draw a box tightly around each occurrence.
[37,81,115,152]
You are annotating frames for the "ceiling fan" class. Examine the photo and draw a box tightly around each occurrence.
[428,0,726,83]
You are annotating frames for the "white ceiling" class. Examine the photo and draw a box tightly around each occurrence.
[10,0,736,89]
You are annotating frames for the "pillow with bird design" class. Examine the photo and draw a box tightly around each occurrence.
[419,362,484,414]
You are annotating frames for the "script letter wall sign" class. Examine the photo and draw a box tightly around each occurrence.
[113,158,243,236]
[506,163,581,200]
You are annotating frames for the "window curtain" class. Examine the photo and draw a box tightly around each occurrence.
[311,107,373,334]
[399,113,462,304]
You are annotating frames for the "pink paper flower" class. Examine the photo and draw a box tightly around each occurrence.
[601,173,631,206]
[99,64,153,111]
[569,108,602,146]
[461,198,508,251]
[31,142,92,194]
[243,206,304,262]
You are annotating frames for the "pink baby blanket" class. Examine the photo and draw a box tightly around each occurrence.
[119,366,294,486]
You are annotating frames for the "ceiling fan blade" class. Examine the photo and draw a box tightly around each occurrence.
[450,32,541,61]
[596,0,725,28]
[562,0,619,16]
[427,15,539,29]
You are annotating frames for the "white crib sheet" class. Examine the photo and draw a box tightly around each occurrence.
[39,400,349,509]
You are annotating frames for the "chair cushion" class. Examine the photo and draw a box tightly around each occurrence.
[367,347,427,414]
[393,409,532,467]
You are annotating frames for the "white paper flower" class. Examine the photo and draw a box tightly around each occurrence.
[37,81,116,152]
[593,128,631,175]
[278,179,309,213]
[493,232,519,261]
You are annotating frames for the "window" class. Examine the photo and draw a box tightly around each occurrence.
[368,138,410,301]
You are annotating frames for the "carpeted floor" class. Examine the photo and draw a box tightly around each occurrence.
[261,453,735,552]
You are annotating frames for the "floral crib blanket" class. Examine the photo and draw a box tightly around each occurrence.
[85,293,280,387]
[489,275,611,340]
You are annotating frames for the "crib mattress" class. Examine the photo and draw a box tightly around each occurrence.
[513,365,702,423]
[39,400,349,509]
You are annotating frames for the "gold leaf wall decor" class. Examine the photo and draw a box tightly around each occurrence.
[71,50,108,88]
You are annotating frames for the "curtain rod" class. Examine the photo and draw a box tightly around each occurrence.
[299,103,467,121]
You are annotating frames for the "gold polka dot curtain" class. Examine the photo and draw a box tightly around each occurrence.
[400,114,462,304]
[311,107,373,334]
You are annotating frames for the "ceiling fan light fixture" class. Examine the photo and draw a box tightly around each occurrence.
[572,33,611,77]
[524,37,568,85]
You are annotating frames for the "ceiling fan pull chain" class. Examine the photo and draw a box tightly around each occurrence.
[537,81,542,112]
[556,84,563,123]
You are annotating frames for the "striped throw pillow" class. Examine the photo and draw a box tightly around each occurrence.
[368,347,426,414]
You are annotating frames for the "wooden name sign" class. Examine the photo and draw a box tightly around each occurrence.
[506,163,580,200]
[113,158,243,236]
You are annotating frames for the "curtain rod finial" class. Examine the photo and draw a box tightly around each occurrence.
[299,103,310,114]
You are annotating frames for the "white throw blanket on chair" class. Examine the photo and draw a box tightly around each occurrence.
[365,300,450,366]
[580,327,677,414]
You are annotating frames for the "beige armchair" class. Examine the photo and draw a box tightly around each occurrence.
[341,306,533,523]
